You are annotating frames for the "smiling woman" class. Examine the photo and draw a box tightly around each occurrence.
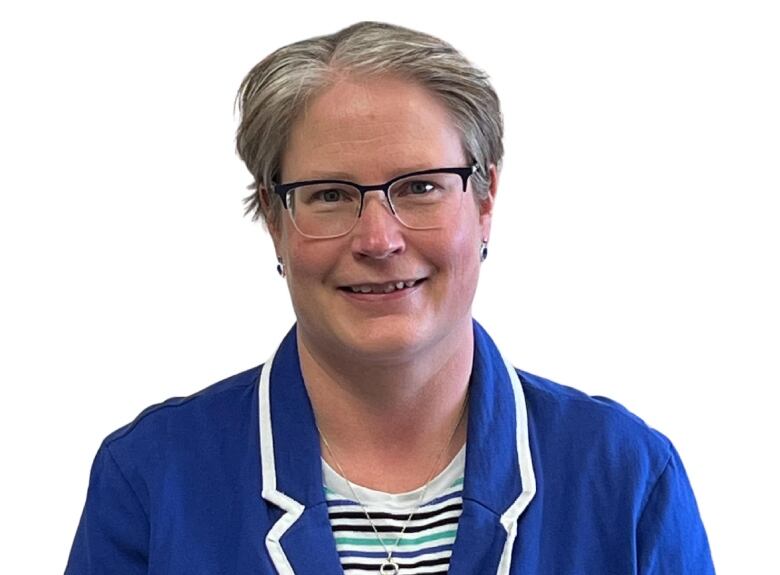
[276,76,491,371]
[65,21,715,575]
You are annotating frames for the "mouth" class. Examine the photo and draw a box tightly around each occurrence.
[339,278,425,295]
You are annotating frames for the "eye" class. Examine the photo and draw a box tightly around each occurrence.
[409,181,436,194]
[396,180,439,197]
[316,189,346,203]
[297,184,357,205]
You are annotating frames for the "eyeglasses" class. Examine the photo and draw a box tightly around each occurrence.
[272,165,478,239]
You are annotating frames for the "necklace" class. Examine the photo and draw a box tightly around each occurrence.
[318,398,468,575]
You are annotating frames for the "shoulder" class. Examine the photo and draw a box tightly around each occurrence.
[100,365,263,470]
[518,368,670,450]
[507,370,714,570]
[517,369,673,494]
[68,365,270,571]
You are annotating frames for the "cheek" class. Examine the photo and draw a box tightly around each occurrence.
[287,247,324,289]
[431,223,482,286]
[279,233,314,296]
[284,235,344,297]
[453,210,483,265]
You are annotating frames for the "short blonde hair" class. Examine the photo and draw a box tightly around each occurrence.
[235,21,503,229]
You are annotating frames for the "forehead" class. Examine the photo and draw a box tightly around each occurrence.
[281,76,466,182]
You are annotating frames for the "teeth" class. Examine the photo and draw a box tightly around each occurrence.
[348,279,419,294]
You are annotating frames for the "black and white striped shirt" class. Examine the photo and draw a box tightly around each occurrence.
[323,447,465,574]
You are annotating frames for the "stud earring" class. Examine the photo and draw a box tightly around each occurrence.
[479,239,489,263]
[276,256,286,278]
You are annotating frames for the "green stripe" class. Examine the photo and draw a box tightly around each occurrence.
[449,477,464,488]
[334,530,457,547]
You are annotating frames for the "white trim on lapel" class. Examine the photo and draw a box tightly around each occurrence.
[496,357,537,575]
[258,349,305,575]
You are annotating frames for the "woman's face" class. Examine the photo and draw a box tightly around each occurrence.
[273,76,495,364]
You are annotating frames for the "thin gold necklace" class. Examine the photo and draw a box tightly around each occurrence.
[318,398,467,575]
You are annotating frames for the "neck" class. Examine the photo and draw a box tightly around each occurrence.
[297,317,473,493]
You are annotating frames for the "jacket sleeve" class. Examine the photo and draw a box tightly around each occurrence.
[65,443,149,574]
[636,443,715,574]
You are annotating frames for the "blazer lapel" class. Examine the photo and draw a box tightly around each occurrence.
[448,322,537,574]
[447,501,509,574]
[258,327,342,574]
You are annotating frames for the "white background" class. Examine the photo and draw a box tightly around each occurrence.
[1,1,777,572]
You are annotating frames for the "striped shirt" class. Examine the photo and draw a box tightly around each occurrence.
[323,446,465,574]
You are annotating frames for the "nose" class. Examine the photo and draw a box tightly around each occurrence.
[350,191,405,259]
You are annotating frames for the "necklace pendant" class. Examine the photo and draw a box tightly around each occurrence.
[379,559,400,575]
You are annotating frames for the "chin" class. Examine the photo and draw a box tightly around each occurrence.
[335,315,436,362]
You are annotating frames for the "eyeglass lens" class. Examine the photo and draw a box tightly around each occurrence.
[286,172,466,238]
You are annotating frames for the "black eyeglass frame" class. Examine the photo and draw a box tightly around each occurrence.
[272,164,479,217]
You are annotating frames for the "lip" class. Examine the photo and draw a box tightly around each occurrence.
[339,277,424,291]
[338,278,426,302]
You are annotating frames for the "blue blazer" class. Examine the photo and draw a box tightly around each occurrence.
[66,322,714,573]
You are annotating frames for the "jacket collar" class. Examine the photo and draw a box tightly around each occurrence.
[258,322,536,574]
[463,321,536,518]
[449,321,537,574]
[260,327,324,506]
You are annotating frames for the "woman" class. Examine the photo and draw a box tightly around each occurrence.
[66,22,714,574]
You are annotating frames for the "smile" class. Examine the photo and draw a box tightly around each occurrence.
[343,279,421,294]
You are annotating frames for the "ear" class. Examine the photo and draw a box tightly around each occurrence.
[259,186,287,270]
[478,164,499,241]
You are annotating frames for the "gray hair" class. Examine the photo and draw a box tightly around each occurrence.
[235,21,503,229]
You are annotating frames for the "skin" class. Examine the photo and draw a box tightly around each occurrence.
[267,75,498,492]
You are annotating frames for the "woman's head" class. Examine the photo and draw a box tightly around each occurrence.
[235,21,503,231]
[235,22,503,363]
